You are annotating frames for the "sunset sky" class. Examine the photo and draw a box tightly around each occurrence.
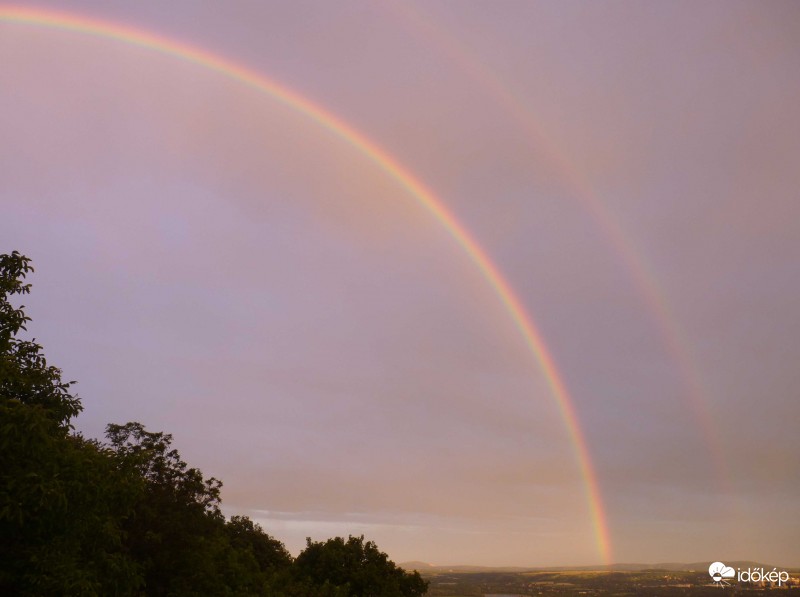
[2,1,798,567]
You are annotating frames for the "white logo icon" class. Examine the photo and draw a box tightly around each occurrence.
[709,562,735,586]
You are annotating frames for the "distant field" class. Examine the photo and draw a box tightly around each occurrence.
[413,567,800,596]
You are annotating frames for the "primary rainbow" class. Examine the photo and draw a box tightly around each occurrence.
[0,5,612,563]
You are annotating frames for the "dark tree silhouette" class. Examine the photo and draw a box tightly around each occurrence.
[294,535,428,597]
[0,251,141,594]
[0,253,427,595]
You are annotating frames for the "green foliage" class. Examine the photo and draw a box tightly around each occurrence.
[226,515,293,573]
[105,422,218,594]
[0,251,81,428]
[221,515,294,594]
[0,253,426,595]
[294,535,429,597]
[0,252,141,594]
[0,430,143,595]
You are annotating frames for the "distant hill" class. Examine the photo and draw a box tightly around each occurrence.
[401,562,560,573]
[401,562,533,573]
[636,561,798,573]
[399,561,434,571]
[401,560,799,573]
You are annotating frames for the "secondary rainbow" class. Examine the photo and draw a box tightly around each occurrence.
[389,2,731,493]
[0,5,613,563]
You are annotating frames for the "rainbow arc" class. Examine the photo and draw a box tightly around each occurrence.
[0,5,612,563]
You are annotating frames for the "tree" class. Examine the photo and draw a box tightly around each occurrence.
[225,515,292,573]
[294,535,428,597]
[104,423,300,595]
[0,252,291,594]
[0,252,141,594]
[0,251,81,428]
[105,422,229,595]
[0,252,426,595]
[223,515,294,594]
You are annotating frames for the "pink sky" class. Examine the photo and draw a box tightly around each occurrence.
[2,1,799,566]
